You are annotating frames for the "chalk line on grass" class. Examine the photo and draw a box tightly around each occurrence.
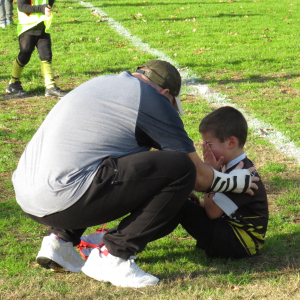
[79,0,300,164]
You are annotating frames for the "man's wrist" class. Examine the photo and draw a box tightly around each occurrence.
[205,168,251,194]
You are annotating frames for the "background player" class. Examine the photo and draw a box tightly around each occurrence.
[6,0,66,97]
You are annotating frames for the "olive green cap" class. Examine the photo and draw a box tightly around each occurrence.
[136,60,184,115]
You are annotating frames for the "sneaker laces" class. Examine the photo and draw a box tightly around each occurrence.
[76,225,108,260]
[96,223,107,232]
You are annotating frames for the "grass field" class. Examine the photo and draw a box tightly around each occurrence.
[1,0,300,299]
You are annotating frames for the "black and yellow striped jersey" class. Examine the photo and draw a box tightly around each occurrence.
[222,157,268,255]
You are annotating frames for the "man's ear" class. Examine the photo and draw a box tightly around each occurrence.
[159,88,175,105]
[228,136,238,150]
[160,88,170,96]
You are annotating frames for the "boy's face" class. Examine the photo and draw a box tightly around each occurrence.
[200,131,229,161]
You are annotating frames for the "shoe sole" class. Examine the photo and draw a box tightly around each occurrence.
[45,92,65,98]
[6,89,27,95]
[81,266,159,288]
[36,248,84,273]
[37,256,65,272]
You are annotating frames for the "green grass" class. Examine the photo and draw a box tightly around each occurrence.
[1,0,300,299]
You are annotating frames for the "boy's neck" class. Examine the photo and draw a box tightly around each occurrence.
[224,148,245,167]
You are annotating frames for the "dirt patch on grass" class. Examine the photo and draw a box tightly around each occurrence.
[0,93,58,113]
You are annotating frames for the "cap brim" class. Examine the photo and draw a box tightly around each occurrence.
[174,86,184,116]
[174,95,184,116]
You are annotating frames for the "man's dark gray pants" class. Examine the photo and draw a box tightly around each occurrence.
[27,151,196,260]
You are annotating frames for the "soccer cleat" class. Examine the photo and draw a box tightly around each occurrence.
[36,234,85,272]
[0,23,6,28]
[77,229,107,260]
[6,81,26,95]
[45,86,67,98]
[6,19,14,26]
[81,246,159,288]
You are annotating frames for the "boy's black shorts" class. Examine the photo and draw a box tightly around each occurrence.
[181,200,250,259]
[18,31,52,64]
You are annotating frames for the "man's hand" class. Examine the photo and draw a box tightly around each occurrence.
[233,161,259,196]
[202,142,224,171]
[207,161,259,194]
[45,5,52,17]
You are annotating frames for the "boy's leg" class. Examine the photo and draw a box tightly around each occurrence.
[180,201,249,259]
[37,33,66,97]
[206,220,249,259]
[6,34,36,94]
[38,33,54,89]
[180,201,218,252]
[9,58,25,83]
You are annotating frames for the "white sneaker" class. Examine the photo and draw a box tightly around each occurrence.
[36,234,85,272]
[82,247,159,288]
[0,23,6,28]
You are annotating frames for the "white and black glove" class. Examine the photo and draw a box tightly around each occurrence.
[206,168,251,194]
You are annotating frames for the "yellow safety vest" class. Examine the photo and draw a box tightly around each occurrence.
[17,0,53,36]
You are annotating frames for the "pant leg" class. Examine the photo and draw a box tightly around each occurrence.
[5,0,13,20]
[26,212,87,245]
[0,0,5,23]
[27,151,196,260]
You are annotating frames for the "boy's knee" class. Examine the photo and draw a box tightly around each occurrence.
[39,53,52,62]
[18,51,32,65]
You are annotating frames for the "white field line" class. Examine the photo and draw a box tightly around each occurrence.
[79,0,300,164]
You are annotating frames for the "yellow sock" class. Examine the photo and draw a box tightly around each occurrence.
[41,60,55,89]
[9,58,24,84]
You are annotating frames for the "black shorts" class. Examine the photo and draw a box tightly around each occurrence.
[18,31,52,64]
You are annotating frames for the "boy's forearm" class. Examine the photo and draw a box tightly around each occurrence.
[203,193,224,219]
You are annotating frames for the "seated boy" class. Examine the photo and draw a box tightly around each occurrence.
[179,106,268,258]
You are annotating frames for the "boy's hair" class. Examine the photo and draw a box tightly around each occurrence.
[199,106,248,147]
